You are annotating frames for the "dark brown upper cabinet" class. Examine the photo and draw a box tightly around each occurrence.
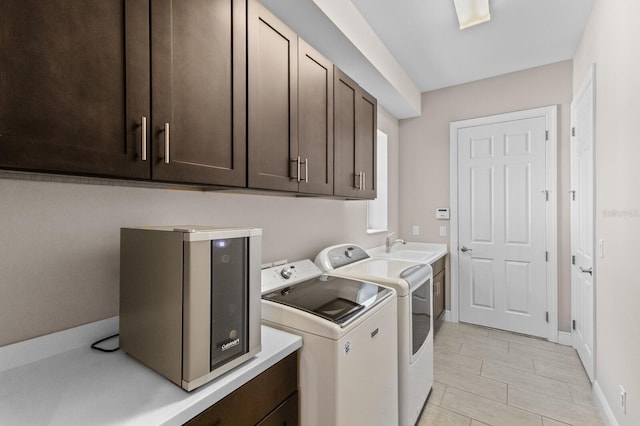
[248,0,298,192]
[151,0,246,187]
[248,1,334,195]
[0,0,246,187]
[298,40,334,196]
[334,68,377,199]
[0,0,150,179]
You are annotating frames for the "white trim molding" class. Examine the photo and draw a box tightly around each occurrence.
[593,381,620,426]
[557,331,572,346]
[449,105,559,342]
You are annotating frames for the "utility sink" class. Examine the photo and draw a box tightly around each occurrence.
[367,242,448,263]
[372,249,436,261]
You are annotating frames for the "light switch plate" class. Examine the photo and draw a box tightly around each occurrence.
[439,226,447,237]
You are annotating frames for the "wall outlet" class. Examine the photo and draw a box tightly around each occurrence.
[620,386,626,414]
[412,225,420,236]
[439,226,447,237]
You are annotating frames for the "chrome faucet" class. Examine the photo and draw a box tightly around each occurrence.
[385,233,406,253]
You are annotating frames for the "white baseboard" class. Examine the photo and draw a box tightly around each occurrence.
[443,310,455,322]
[593,380,620,426]
[0,316,119,374]
[558,331,572,346]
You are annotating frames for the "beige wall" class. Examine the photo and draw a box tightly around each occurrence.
[573,1,640,424]
[398,61,573,330]
[0,108,399,347]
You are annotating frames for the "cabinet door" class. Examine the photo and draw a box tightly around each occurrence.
[248,0,299,191]
[433,270,445,321]
[185,352,298,426]
[334,68,376,199]
[257,392,299,426]
[333,69,360,198]
[151,0,246,187]
[298,40,333,196]
[0,0,150,179]
[356,88,377,199]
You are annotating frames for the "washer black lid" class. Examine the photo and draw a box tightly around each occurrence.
[262,275,393,327]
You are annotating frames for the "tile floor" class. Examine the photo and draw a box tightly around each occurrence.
[417,322,604,426]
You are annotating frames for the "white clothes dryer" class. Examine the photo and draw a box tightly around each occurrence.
[315,245,434,426]
[261,259,399,426]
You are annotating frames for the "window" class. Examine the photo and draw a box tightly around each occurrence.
[367,130,388,233]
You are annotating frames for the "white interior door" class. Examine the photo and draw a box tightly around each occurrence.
[571,65,595,382]
[457,115,549,337]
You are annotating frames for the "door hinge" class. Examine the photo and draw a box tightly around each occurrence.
[545,130,549,141]
[545,251,549,262]
[572,127,576,137]
[546,311,549,323]
[572,255,576,265]
[572,319,576,330]
[569,190,576,201]
[543,190,549,201]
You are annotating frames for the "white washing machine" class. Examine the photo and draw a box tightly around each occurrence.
[261,259,399,426]
[315,245,434,426]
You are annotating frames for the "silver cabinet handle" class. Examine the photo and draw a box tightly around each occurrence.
[141,117,147,161]
[164,123,170,164]
[304,158,308,183]
[290,157,300,181]
[354,172,361,189]
[461,246,472,252]
[579,266,593,275]
[360,172,364,190]
[362,172,366,190]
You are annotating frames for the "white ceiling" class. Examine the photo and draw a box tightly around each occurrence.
[350,0,595,92]
[259,0,596,118]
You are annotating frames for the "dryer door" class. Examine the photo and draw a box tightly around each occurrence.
[410,276,432,359]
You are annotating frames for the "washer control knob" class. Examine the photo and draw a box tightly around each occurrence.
[280,267,293,279]
[345,250,353,258]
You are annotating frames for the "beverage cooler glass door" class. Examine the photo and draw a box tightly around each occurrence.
[210,237,249,370]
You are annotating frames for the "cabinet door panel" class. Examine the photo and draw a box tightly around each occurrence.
[298,40,333,196]
[357,90,377,198]
[333,69,360,198]
[434,270,445,320]
[248,0,299,191]
[185,352,298,426]
[0,0,150,179]
[257,392,299,426]
[152,0,246,186]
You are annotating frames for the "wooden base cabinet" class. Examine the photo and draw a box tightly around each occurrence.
[333,68,377,199]
[185,352,299,426]
[432,256,446,322]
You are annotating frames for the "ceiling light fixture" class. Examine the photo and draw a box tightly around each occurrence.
[453,0,491,30]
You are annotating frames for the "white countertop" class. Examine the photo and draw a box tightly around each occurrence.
[0,325,301,426]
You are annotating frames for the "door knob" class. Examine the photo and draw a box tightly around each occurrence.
[460,246,472,252]
[579,266,593,275]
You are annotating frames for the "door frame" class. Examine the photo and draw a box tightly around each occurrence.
[449,106,559,342]
[570,63,596,380]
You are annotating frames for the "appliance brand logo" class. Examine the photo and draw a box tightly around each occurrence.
[221,338,240,352]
